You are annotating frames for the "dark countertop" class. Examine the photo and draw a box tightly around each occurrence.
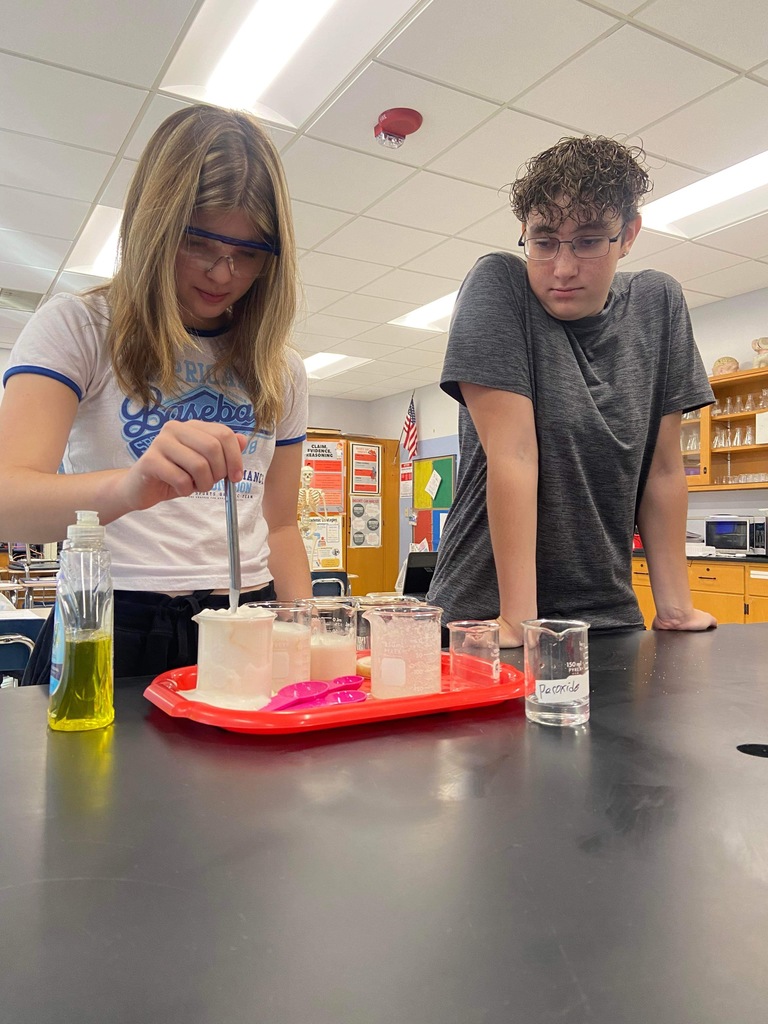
[2,624,768,1024]
[633,549,768,562]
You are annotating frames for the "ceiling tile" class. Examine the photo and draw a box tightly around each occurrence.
[624,240,745,280]
[0,260,56,292]
[0,231,71,271]
[365,172,505,235]
[642,157,704,201]
[403,237,504,278]
[459,206,520,249]
[637,0,768,70]
[428,108,568,190]
[99,159,138,209]
[0,131,115,203]
[392,365,441,385]
[515,26,734,138]
[412,332,449,355]
[1,0,198,87]
[0,308,33,332]
[696,213,768,260]
[619,229,682,267]
[52,271,108,295]
[358,269,461,304]
[307,62,497,165]
[383,346,441,368]
[683,288,723,309]
[640,79,768,173]
[292,201,353,249]
[684,260,768,297]
[299,252,390,291]
[316,217,445,265]
[321,293,417,323]
[380,0,616,102]
[296,313,374,339]
[301,284,349,314]
[0,53,147,153]
[281,137,413,212]
[332,339,414,362]
[124,96,191,159]
[291,333,337,356]
[0,186,90,241]
[355,324,442,347]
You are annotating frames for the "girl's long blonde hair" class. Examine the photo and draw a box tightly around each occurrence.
[94,104,297,430]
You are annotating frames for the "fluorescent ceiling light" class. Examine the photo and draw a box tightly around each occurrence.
[643,148,768,239]
[65,206,122,277]
[303,352,371,380]
[389,290,459,333]
[207,0,339,109]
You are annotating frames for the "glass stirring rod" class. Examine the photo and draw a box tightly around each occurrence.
[224,478,241,613]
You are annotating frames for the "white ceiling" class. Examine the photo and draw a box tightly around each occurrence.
[3,0,768,400]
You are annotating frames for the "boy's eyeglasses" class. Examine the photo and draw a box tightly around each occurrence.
[518,228,623,260]
[179,225,280,279]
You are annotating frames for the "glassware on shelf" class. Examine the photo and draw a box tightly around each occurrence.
[732,426,743,447]
[712,400,723,416]
[724,396,734,415]
[761,388,768,410]
[733,394,744,413]
[744,393,756,412]
[743,425,754,446]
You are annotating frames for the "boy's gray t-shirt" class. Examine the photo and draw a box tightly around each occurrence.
[428,252,713,629]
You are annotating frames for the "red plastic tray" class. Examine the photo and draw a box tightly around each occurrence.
[143,653,525,734]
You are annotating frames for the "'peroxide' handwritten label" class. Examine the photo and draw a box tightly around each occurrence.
[535,672,589,704]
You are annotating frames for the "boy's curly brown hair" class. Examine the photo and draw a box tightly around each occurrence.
[509,135,653,227]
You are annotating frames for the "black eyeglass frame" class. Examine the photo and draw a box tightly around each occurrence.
[184,225,281,257]
[517,225,625,261]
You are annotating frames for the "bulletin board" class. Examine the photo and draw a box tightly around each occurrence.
[412,456,456,510]
[413,509,450,551]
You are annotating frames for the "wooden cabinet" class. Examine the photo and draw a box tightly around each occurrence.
[632,558,754,626]
[684,366,768,492]
[746,565,768,623]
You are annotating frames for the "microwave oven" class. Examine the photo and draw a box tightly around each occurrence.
[704,516,767,556]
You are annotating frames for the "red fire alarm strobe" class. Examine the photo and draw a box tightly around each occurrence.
[374,108,423,149]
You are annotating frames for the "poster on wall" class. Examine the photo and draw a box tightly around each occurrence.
[302,439,345,513]
[350,443,381,495]
[413,455,455,510]
[302,513,344,570]
[349,497,382,548]
[399,461,413,498]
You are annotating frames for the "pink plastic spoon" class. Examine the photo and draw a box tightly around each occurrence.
[262,675,365,712]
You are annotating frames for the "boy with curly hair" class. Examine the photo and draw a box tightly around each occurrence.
[429,136,716,646]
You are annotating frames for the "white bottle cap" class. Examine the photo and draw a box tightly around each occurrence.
[67,509,105,542]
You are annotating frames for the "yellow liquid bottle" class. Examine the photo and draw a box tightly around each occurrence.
[48,511,114,732]
[48,633,114,731]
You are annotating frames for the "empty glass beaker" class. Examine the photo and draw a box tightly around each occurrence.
[522,619,590,727]
[447,620,501,687]
[364,604,443,699]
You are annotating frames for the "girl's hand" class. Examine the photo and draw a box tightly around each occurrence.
[118,420,247,512]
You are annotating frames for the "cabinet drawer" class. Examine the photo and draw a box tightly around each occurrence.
[687,561,744,594]
[746,567,768,598]
[632,558,650,582]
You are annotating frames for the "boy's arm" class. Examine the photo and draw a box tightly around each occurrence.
[636,412,716,632]
[461,382,539,647]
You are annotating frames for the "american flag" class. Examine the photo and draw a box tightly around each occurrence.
[402,396,418,459]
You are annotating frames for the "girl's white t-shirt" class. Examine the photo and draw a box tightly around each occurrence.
[4,292,308,591]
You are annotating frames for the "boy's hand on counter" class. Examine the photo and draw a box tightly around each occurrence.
[652,608,718,632]
[496,616,524,648]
